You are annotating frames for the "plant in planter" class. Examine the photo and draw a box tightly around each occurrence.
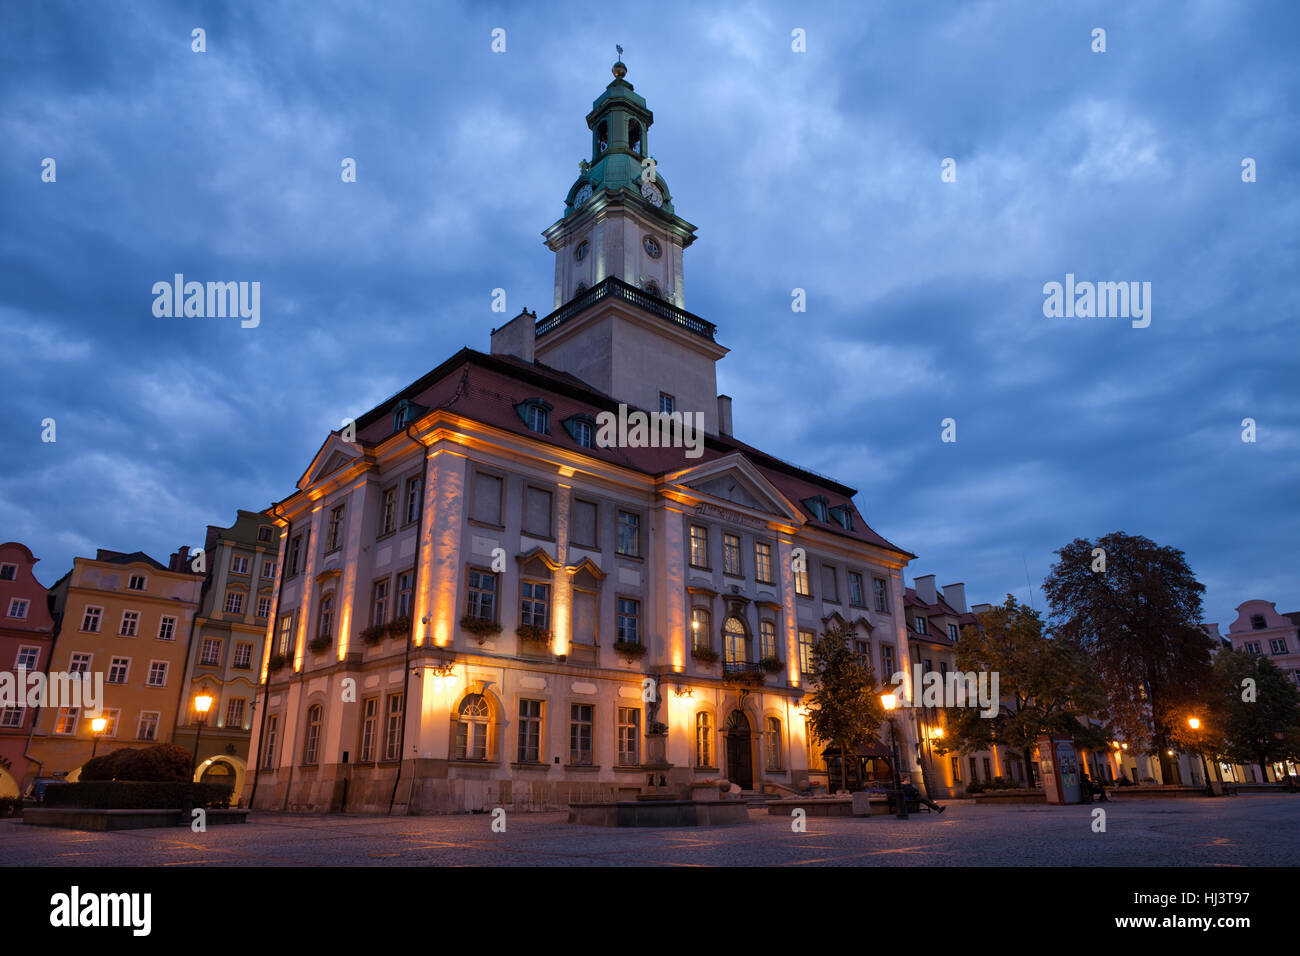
[386,616,412,639]
[460,616,502,642]
[308,634,332,654]
[361,625,386,645]
[268,653,288,672]
[690,645,719,664]
[759,655,783,673]
[613,639,647,660]
[517,624,552,644]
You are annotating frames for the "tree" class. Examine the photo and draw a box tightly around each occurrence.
[1207,649,1300,782]
[935,594,1107,788]
[804,621,884,792]
[1042,532,1215,784]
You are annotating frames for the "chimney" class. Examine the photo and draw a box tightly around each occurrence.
[168,546,190,573]
[717,395,733,436]
[941,582,967,614]
[914,574,937,607]
[971,602,993,615]
[490,308,536,364]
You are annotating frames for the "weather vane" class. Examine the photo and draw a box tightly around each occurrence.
[616,44,623,58]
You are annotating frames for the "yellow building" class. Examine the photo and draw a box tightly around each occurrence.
[29,549,202,779]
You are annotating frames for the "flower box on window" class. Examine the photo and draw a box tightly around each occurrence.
[613,639,646,660]
[759,655,784,674]
[690,646,719,664]
[517,624,552,644]
[361,625,386,645]
[268,653,288,673]
[386,616,412,639]
[460,616,502,641]
[308,635,332,654]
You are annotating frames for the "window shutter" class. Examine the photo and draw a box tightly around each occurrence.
[525,487,552,537]
[473,473,502,525]
[573,589,596,644]
[572,499,597,547]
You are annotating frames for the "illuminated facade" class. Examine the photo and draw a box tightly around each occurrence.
[0,542,56,797]
[243,60,917,813]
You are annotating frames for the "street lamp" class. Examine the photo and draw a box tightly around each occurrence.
[1188,716,1212,794]
[881,692,907,819]
[90,716,107,759]
[184,692,214,820]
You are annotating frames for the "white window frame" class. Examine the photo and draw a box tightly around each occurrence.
[119,610,140,636]
[146,660,169,687]
[157,615,177,641]
[82,605,103,632]
[7,597,29,619]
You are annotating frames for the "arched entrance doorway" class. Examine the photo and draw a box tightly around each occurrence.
[725,711,753,791]
[200,759,237,791]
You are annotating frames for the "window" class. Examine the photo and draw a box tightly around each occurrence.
[723,617,747,664]
[360,698,378,762]
[68,653,92,675]
[765,717,782,769]
[119,610,139,636]
[564,416,597,449]
[226,697,245,729]
[521,581,549,628]
[596,121,608,153]
[524,486,553,538]
[55,708,79,734]
[380,487,397,535]
[1251,614,1267,630]
[617,706,640,765]
[7,598,28,619]
[0,563,15,580]
[262,714,278,767]
[571,499,598,548]
[829,505,854,531]
[803,496,830,522]
[455,695,490,760]
[82,606,102,632]
[880,644,896,678]
[755,542,774,584]
[848,572,865,608]
[258,525,274,543]
[854,639,870,658]
[200,638,222,666]
[723,533,742,576]
[157,616,177,641]
[230,555,250,575]
[1244,641,1261,655]
[518,400,551,434]
[617,598,640,643]
[1270,639,1288,655]
[629,119,643,155]
[466,569,497,621]
[107,657,130,684]
[616,511,640,557]
[327,505,345,551]
[696,712,713,766]
[138,711,160,741]
[233,643,253,669]
[951,757,961,782]
[570,704,594,765]
[257,597,272,619]
[97,708,118,735]
[915,616,927,636]
[691,607,711,651]
[983,757,992,780]
[372,579,390,627]
[277,614,294,656]
[261,558,276,579]
[396,570,414,619]
[760,620,778,660]
[798,630,815,675]
[689,525,709,568]
[873,577,889,613]
[969,756,979,782]
[820,564,838,602]
[404,476,422,525]
[1,707,24,728]
[658,392,675,414]
[472,472,503,525]
[147,661,169,687]
[128,573,147,591]
[384,693,404,761]
[518,699,542,763]
[394,401,412,431]
[318,593,334,639]
[225,592,243,615]
[288,535,303,576]
[14,646,39,670]
[794,561,811,598]
[948,623,959,641]
[303,705,322,764]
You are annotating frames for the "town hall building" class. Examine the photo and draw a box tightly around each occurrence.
[242,59,918,813]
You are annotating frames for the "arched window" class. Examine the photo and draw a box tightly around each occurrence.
[318,594,334,639]
[596,121,608,154]
[765,716,782,769]
[628,120,642,154]
[303,704,322,764]
[456,694,490,760]
[696,712,713,767]
[723,616,748,664]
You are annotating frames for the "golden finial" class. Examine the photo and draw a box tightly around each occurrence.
[612,44,626,79]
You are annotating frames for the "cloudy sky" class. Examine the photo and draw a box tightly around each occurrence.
[2,0,1297,628]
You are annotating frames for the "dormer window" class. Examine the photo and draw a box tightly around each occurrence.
[1251,614,1267,630]
[516,399,552,435]
[628,120,642,155]
[915,616,928,636]
[828,505,854,531]
[394,400,412,432]
[802,495,830,522]
[596,121,608,155]
[563,414,598,449]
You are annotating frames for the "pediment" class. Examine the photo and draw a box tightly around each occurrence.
[299,434,366,490]
[668,453,804,524]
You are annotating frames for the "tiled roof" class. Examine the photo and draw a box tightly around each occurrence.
[93,549,169,572]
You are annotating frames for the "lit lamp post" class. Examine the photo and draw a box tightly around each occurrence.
[184,692,214,821]
[881,692,907,819]
[89,716,107,760]
[1188,717,1213,794]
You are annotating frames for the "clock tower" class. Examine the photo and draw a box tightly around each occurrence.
[523,57,729,435]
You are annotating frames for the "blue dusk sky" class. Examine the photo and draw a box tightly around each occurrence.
[2,1,1297,629]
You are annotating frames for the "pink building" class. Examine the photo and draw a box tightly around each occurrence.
[0,542,57,797]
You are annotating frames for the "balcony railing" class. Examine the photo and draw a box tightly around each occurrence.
[534,276,717,342]
[721,660,767,685]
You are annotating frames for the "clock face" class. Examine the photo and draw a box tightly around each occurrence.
[574,183,593,206]
[640,181,663,207]
[643,236,661,259]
